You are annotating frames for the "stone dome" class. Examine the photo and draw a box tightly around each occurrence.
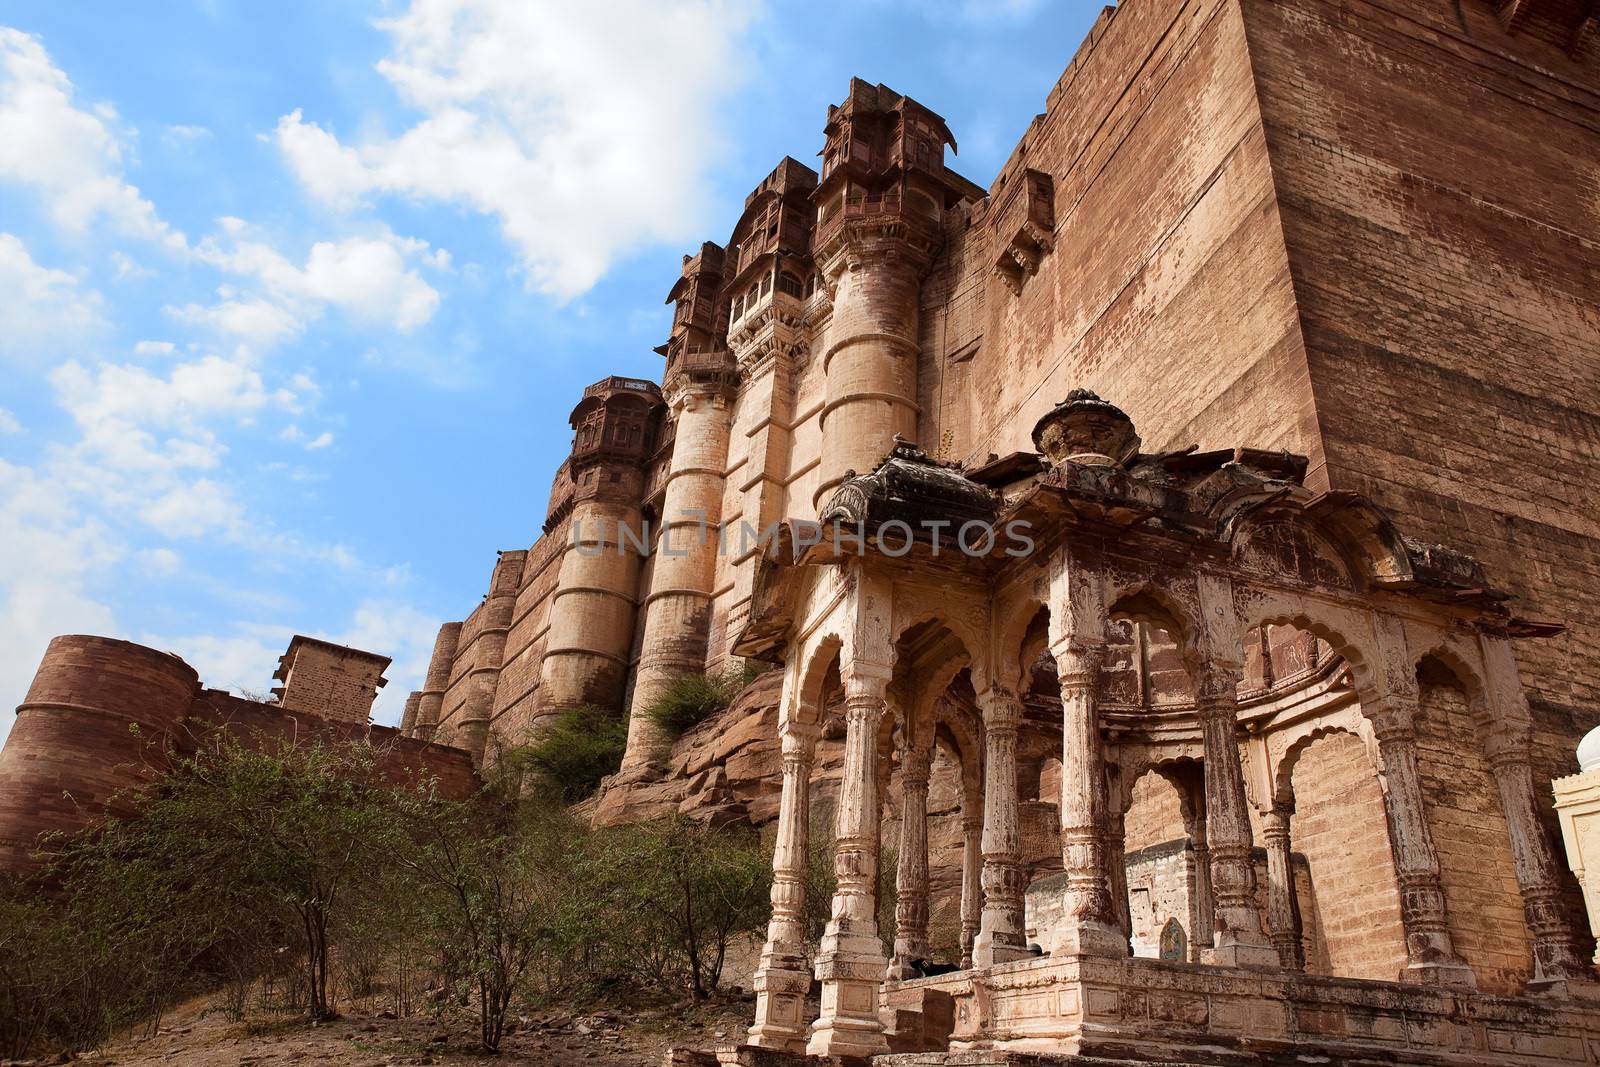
[1578,724,1600,772]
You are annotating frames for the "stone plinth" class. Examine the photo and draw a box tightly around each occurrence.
[882,954,1600,1064]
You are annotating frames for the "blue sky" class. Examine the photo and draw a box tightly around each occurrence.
[0,0,1102,741]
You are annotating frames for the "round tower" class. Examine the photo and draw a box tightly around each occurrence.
[536,376,664,718]
[713,159,817,668]
[810,80,977,511]
[411,620,462,743]
[619,246,738,770]
[448,549,526,763]
[0,635,198,872]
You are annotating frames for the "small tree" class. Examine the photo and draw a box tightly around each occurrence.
[52,732,395,1022]
[599,817,773,998]
[388,787,593,1052]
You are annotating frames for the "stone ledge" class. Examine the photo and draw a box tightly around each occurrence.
[891,955,1600,1065]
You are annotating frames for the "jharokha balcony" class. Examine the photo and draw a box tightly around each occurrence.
[813,189,943,260]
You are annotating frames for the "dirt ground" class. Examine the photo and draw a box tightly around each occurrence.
[18,995,753,1067]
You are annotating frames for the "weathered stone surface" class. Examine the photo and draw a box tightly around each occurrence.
[0,634,477,872]
[7,0,1600,1062]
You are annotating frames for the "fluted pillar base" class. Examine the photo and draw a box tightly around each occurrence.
[748,954,812,1051]
[807,929,889,1057]
[1051,918,1128,959]
[1399,956,1478,989]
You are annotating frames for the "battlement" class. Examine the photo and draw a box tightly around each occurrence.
[0,633,473,873]
[272,634,391,725]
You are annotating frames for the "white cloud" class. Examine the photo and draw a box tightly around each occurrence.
[53,354,278,450]
[134,340,177,357]
[139,477,244,538]
[275,0,755,299]
[305,430,334,450]
[0,407,19,434]
[0,27,184,248]
[111,250,154,281]
[44,353,298,545]
[166,292,306,352]
[161,123,211,147]
[0,233,106,360]
[136,546,181,576]
[274,114,369,211]
[182,226,444,342]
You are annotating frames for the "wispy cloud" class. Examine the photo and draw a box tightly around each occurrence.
[0,233,107,361]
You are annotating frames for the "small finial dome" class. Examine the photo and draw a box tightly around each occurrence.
[1578,724,1600,772]
[1031,389,1141,468]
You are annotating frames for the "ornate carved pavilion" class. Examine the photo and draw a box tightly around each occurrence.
[731,393,1597,1061]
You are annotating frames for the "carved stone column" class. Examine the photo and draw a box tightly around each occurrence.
[808,671,889,1057]
[973,686,1030,966]
[959,797,982,969]
[1053,645,1126,957]
[1196,665,1276,967]
[1486,722,1596,991]
[1262,804,1304,970]
[1105,788,1132,940]
[1370,699,1476,987]
[1183,803,1214,964]
[749,718,819,1050]
[889,745,932,979]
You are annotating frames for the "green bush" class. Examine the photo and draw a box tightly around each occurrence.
[521,705,627,802]
[643,662,767,739]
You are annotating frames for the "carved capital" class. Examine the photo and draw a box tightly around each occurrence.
[779,720,819,763]
[843,695,885,730]
[1195,661,1244,711]
[898,744,932,786]
[1369,699,1419,743]
[979,686,1023,732]
[1483,720,1535,769]
[842,663,889,704]
[1054,643,1104,690]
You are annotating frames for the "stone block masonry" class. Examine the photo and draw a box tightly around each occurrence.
[6,0,1600,1060]
[0,634,476,873]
